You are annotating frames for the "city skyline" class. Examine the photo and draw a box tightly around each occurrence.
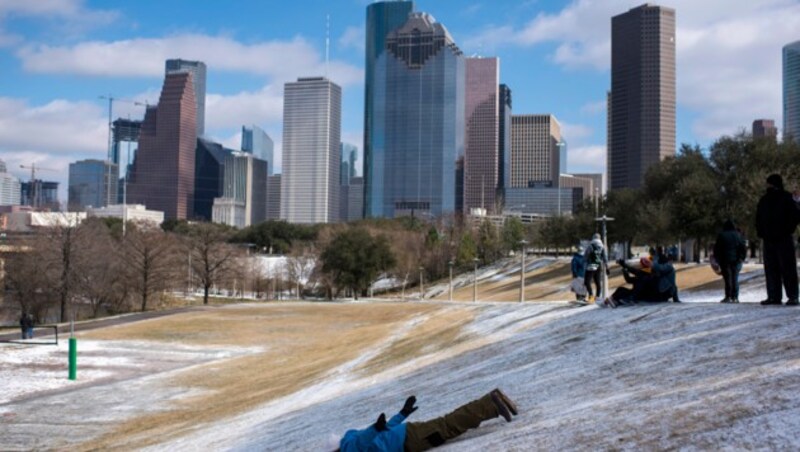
[0,0,798,203]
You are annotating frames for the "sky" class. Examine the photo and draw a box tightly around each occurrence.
[0,0,798,203]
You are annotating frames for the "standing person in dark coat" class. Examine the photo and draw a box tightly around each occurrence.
[714,219,748,303]
[756,174,800,306]
[570,246,587,301]
[19,313,34,339]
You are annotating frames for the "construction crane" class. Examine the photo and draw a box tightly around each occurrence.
[19,163,58,209]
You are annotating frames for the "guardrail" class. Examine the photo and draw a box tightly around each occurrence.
[0,325,59,345]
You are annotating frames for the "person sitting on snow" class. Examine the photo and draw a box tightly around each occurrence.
[650,247,681,303]
[607,257,658,306]
[337,389,517,452]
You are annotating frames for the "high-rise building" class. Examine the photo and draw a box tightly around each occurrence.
[364,0,416,218]
[752,119,778,139]
[573,173,605,196]
[281,77,341,224]
[241,125,274,174]
[112,118,142,167]
[266,174,281,220]
[510,115,562,189]
[0,160,21,207]
[365,11,465,218]
[68,159,119,211]
[21,180,60,211]
[128,72,197,220]
[195,138,234,221]
[784,41,800,141]
[498,84,512,191]
[340,143,358,185]
[212,152,268,228]
[464,57,500,214]
[609,4,676,189]
[348,176,365,222]
[165,59,206,136]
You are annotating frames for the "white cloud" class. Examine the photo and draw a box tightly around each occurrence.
[559,121,593,143]
[465,0,800,142]
[206,85,283,130]
[580,99,606,115]
[337,26,364,52]
[0,0,118,37]
[17,34,363,86]
[567,145,606,174]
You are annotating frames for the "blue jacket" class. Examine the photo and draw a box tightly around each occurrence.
[650,259,676,295]
[571,253,586,278]
[340,413,407,452]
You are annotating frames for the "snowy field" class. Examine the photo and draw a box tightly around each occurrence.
[2,262,800,450]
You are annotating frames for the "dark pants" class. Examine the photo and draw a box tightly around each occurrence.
[763,237,798,302]
[720,261,742,300]
[584,270,601,297]
[611,287,634,303]
[404,393,499,452]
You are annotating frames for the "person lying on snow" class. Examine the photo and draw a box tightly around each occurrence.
[336,388,517,452]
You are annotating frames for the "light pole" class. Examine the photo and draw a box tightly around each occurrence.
[448,260,454,302]
[519,239,529,302]
[472,258,479,302]
[595,214,615,301]
[419,266,425,300]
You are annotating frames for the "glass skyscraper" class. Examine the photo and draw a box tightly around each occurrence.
[68,159,119,211]
[0,159,21,207]
[241,125,274,175]
[784,41,800,141]
[366,10,465,218]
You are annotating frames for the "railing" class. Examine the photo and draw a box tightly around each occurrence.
[0,325,59,345]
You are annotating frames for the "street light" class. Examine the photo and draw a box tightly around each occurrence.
[448,260,454,302]
[595,214,615,301]
[419,266,425,300]
[472,258,479,302]
[519,239,529,303]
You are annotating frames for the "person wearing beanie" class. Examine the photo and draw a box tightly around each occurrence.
[583,233,609,303]
[756,173,800,306]
[713,219,748,303]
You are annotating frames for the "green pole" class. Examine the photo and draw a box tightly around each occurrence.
[68,314,77,380]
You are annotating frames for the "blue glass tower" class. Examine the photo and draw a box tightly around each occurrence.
[785,41,800,141]
[366,11,465,218]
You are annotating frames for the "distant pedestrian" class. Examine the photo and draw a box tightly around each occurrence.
[713,219,748,303]
[19,313,34,340]
[570,245,587,301]
[756,174,800,306]
[583,233,609,302]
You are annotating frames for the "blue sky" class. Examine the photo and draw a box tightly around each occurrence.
[1,0,798,201]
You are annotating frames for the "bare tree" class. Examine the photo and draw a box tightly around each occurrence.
[286,244,316,299]
[123,222,177,312]
[4,234,54,322]
[38,215,90,322]
[186,223,240,305]
[74,219,128,317]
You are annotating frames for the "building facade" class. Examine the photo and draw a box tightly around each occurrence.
[347,176,365,222]
[503,187,581,216]
[165,59,206,137]
[281,77,341,224]
[87,204,164,224]
[213,152,268,228]
[364,0,416,218]
[752,119,778,139]
[464,57,500,214]
[266,174,281,221]
[194,138,234,221]
[68,159,118,211]
[340,143,358,185]
[784,41,800,141]
[510,115,562,188]
[128,72,198,220]
[0,160,20,206]
[572,173,605,196]
[21,180,60,211]
[241,125,274,174]
[498,84,512,191]
[609,4,676,189]
[366,11,465,218]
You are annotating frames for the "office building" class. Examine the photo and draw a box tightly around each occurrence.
[242,125,274,174]
[212,151,267,228]
[510,115,562,188]
[128,72,197,220]
[87,204,164,225]
[364,0,416,217]
[504,187,581,216]
[194,138,234,221]
[340,143,358,185]
[266,174,281,220]
[281,77,341,224]
[464,57,500,214]
[20,180,60,211]
[609,4,676,189]
[0,160,21,206]
[347,177,365,222]
[67,159,118,211]
[365,11,465,218]
[752,119,778,139]
[165,59,206,136]
[784,41,800,141]
[573,173,605,196]
[498,84,512,191]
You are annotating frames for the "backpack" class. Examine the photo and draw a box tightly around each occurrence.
[587,244,602,267]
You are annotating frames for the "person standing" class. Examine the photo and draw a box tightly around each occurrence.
[570,245,587,301]
[714,219,748,303]
[19,313,34,339]
[756,174,800,306]
[583,233,609,303]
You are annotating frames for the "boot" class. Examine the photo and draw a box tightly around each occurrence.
[491,388,517,416]
[490,391,513,422]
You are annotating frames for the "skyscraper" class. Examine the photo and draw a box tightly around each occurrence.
[212,152,268,228]
[510,115,562,188]
[366,11,465,218]
[752,119,778,139]
[68,159,119,211]
[165,59,206,137]
[266,174,281,221]
[464,57,500,214]
[609,4,676,189]
[498,84,512,192]
[364,0,416,218]
[128,72,197,220]
[21,180,60,211]
[340,143,358,185]
[194,138,234,221]
[281,77,341,224]
[0,159,21,206]
[241,125,274,174]
[784,41,800,141]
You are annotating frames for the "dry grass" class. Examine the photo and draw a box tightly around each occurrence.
[76,302,445,450]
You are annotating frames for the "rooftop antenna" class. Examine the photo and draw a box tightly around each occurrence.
[325,14,330,77]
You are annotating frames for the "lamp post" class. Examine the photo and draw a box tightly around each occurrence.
[472,258,479,302]
[448,260,454,302]
[419,266,425,300]
[519,239,529,302]
[595,214,615,301]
